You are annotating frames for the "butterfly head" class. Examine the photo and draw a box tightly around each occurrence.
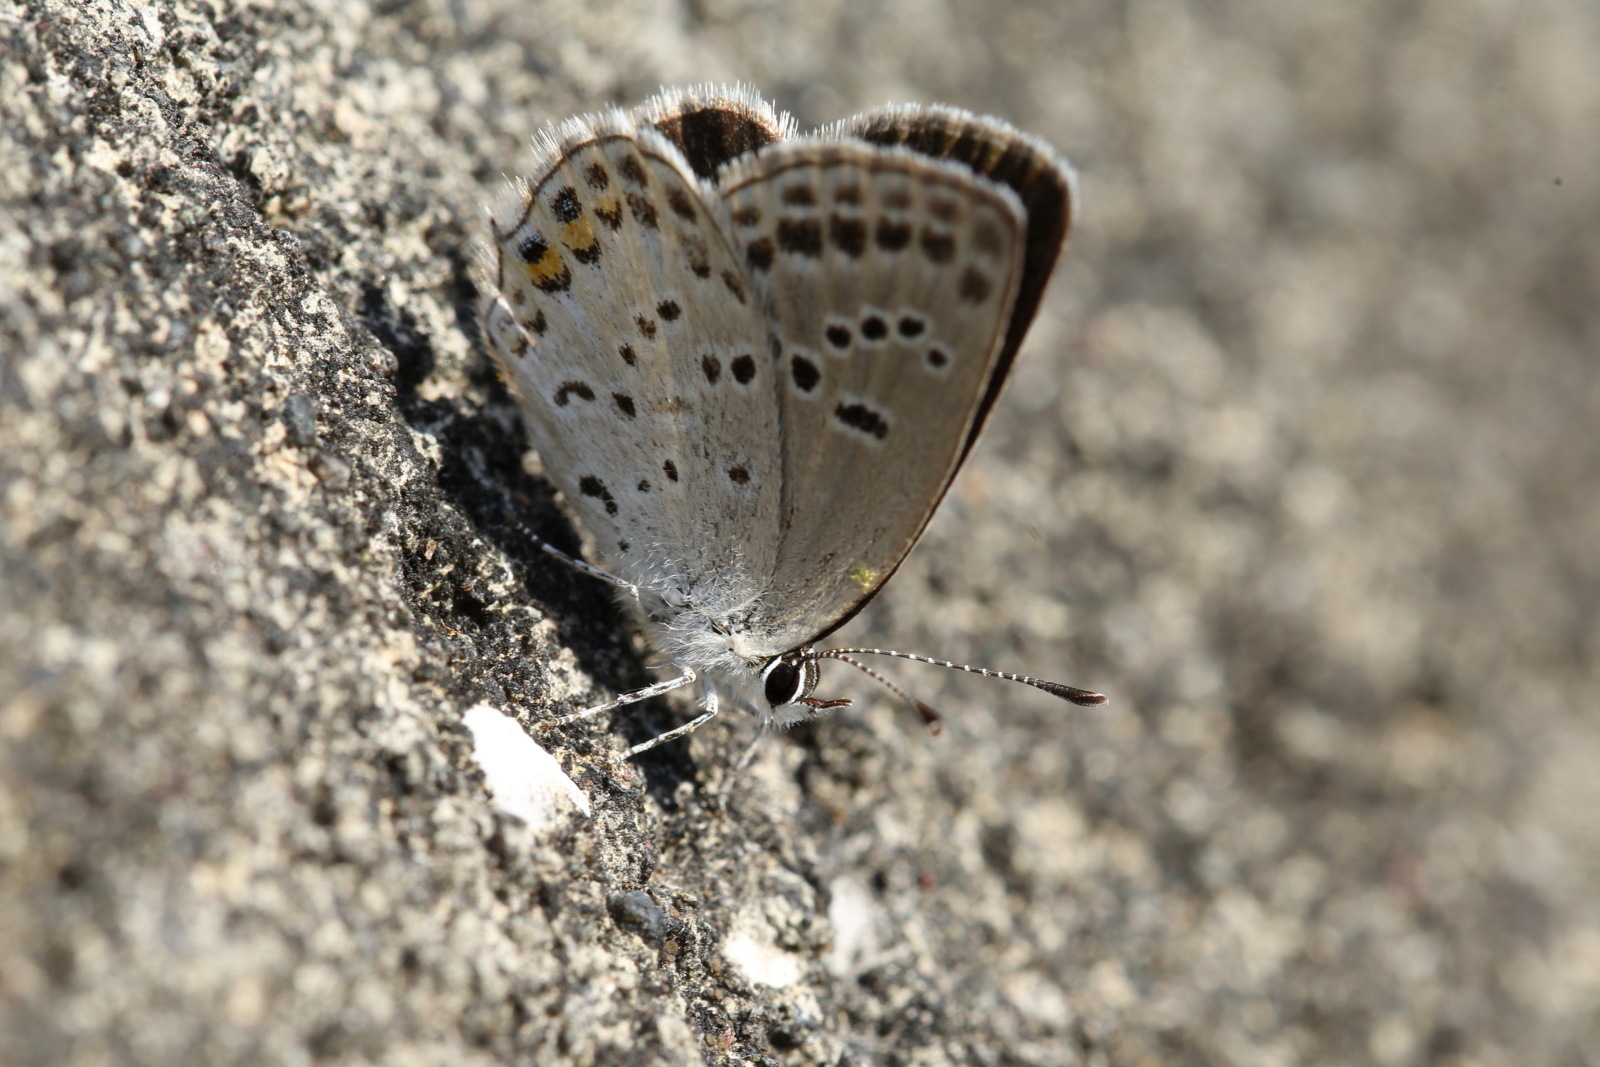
[755,645,1109,734]
[758,647,853,725]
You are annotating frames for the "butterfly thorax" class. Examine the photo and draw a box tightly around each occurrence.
[626,580,784,721]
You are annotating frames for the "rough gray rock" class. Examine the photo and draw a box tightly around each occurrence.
[3,0,1597,1064]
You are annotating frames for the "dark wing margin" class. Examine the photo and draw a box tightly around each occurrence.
[637,83,798,181]
[717,136,1040,653]
[835,105,1076,461]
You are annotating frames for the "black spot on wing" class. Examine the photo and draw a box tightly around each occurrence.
[835,402,889,439]
[553,381,595,406]
[875,219,911,251]
[579,475,618,515]
[551,187,582,223]
[517,232,549,263]
[791,354,820,393]
[618,155,647,186]
[920,229,955,263]
[830,215,867,257]
[534,263,572,294]
[746,237,774,272]
[627,191,658,228]
[958,265,992,303]
[777,218,822,257]
[666,187,698,220]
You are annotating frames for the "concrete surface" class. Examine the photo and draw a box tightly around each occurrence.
[2,0,1597,1063]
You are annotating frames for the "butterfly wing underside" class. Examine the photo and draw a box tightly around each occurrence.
[714,139,1030,655]
[479,115,781,601]
[480,90,1076,666]
[834,105,1077,465]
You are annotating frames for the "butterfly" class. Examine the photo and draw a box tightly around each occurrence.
[476,84,1103,761]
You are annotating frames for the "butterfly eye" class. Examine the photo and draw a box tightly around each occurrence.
[760,657,809,706]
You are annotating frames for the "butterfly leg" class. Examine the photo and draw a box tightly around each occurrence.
[731,730,766,775]
[538,667,697,730]
[536,541,639,600]
[615,683,720,763]
[509,520,639,600]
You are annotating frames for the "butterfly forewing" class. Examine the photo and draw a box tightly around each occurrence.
[714,139,1029,654]
[481,116,781,597]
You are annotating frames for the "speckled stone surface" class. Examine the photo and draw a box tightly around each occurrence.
[3,0,1597,1064]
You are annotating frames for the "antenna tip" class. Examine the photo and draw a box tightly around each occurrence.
[1035,681,1109,707]
[913,700,944,735]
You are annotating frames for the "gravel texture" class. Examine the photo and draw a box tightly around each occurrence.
[3,0,1597,1064]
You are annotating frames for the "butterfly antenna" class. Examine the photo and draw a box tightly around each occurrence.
[818,652,946,735]
[819,647,1108,708]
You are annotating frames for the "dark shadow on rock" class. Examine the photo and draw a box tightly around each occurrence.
[361,258,706,803]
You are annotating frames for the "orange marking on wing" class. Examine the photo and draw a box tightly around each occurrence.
[522,246,567,286]
[560,216,598,253]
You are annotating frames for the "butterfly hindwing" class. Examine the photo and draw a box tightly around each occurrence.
[834,105,1077,462]
[714,137,1031,654]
